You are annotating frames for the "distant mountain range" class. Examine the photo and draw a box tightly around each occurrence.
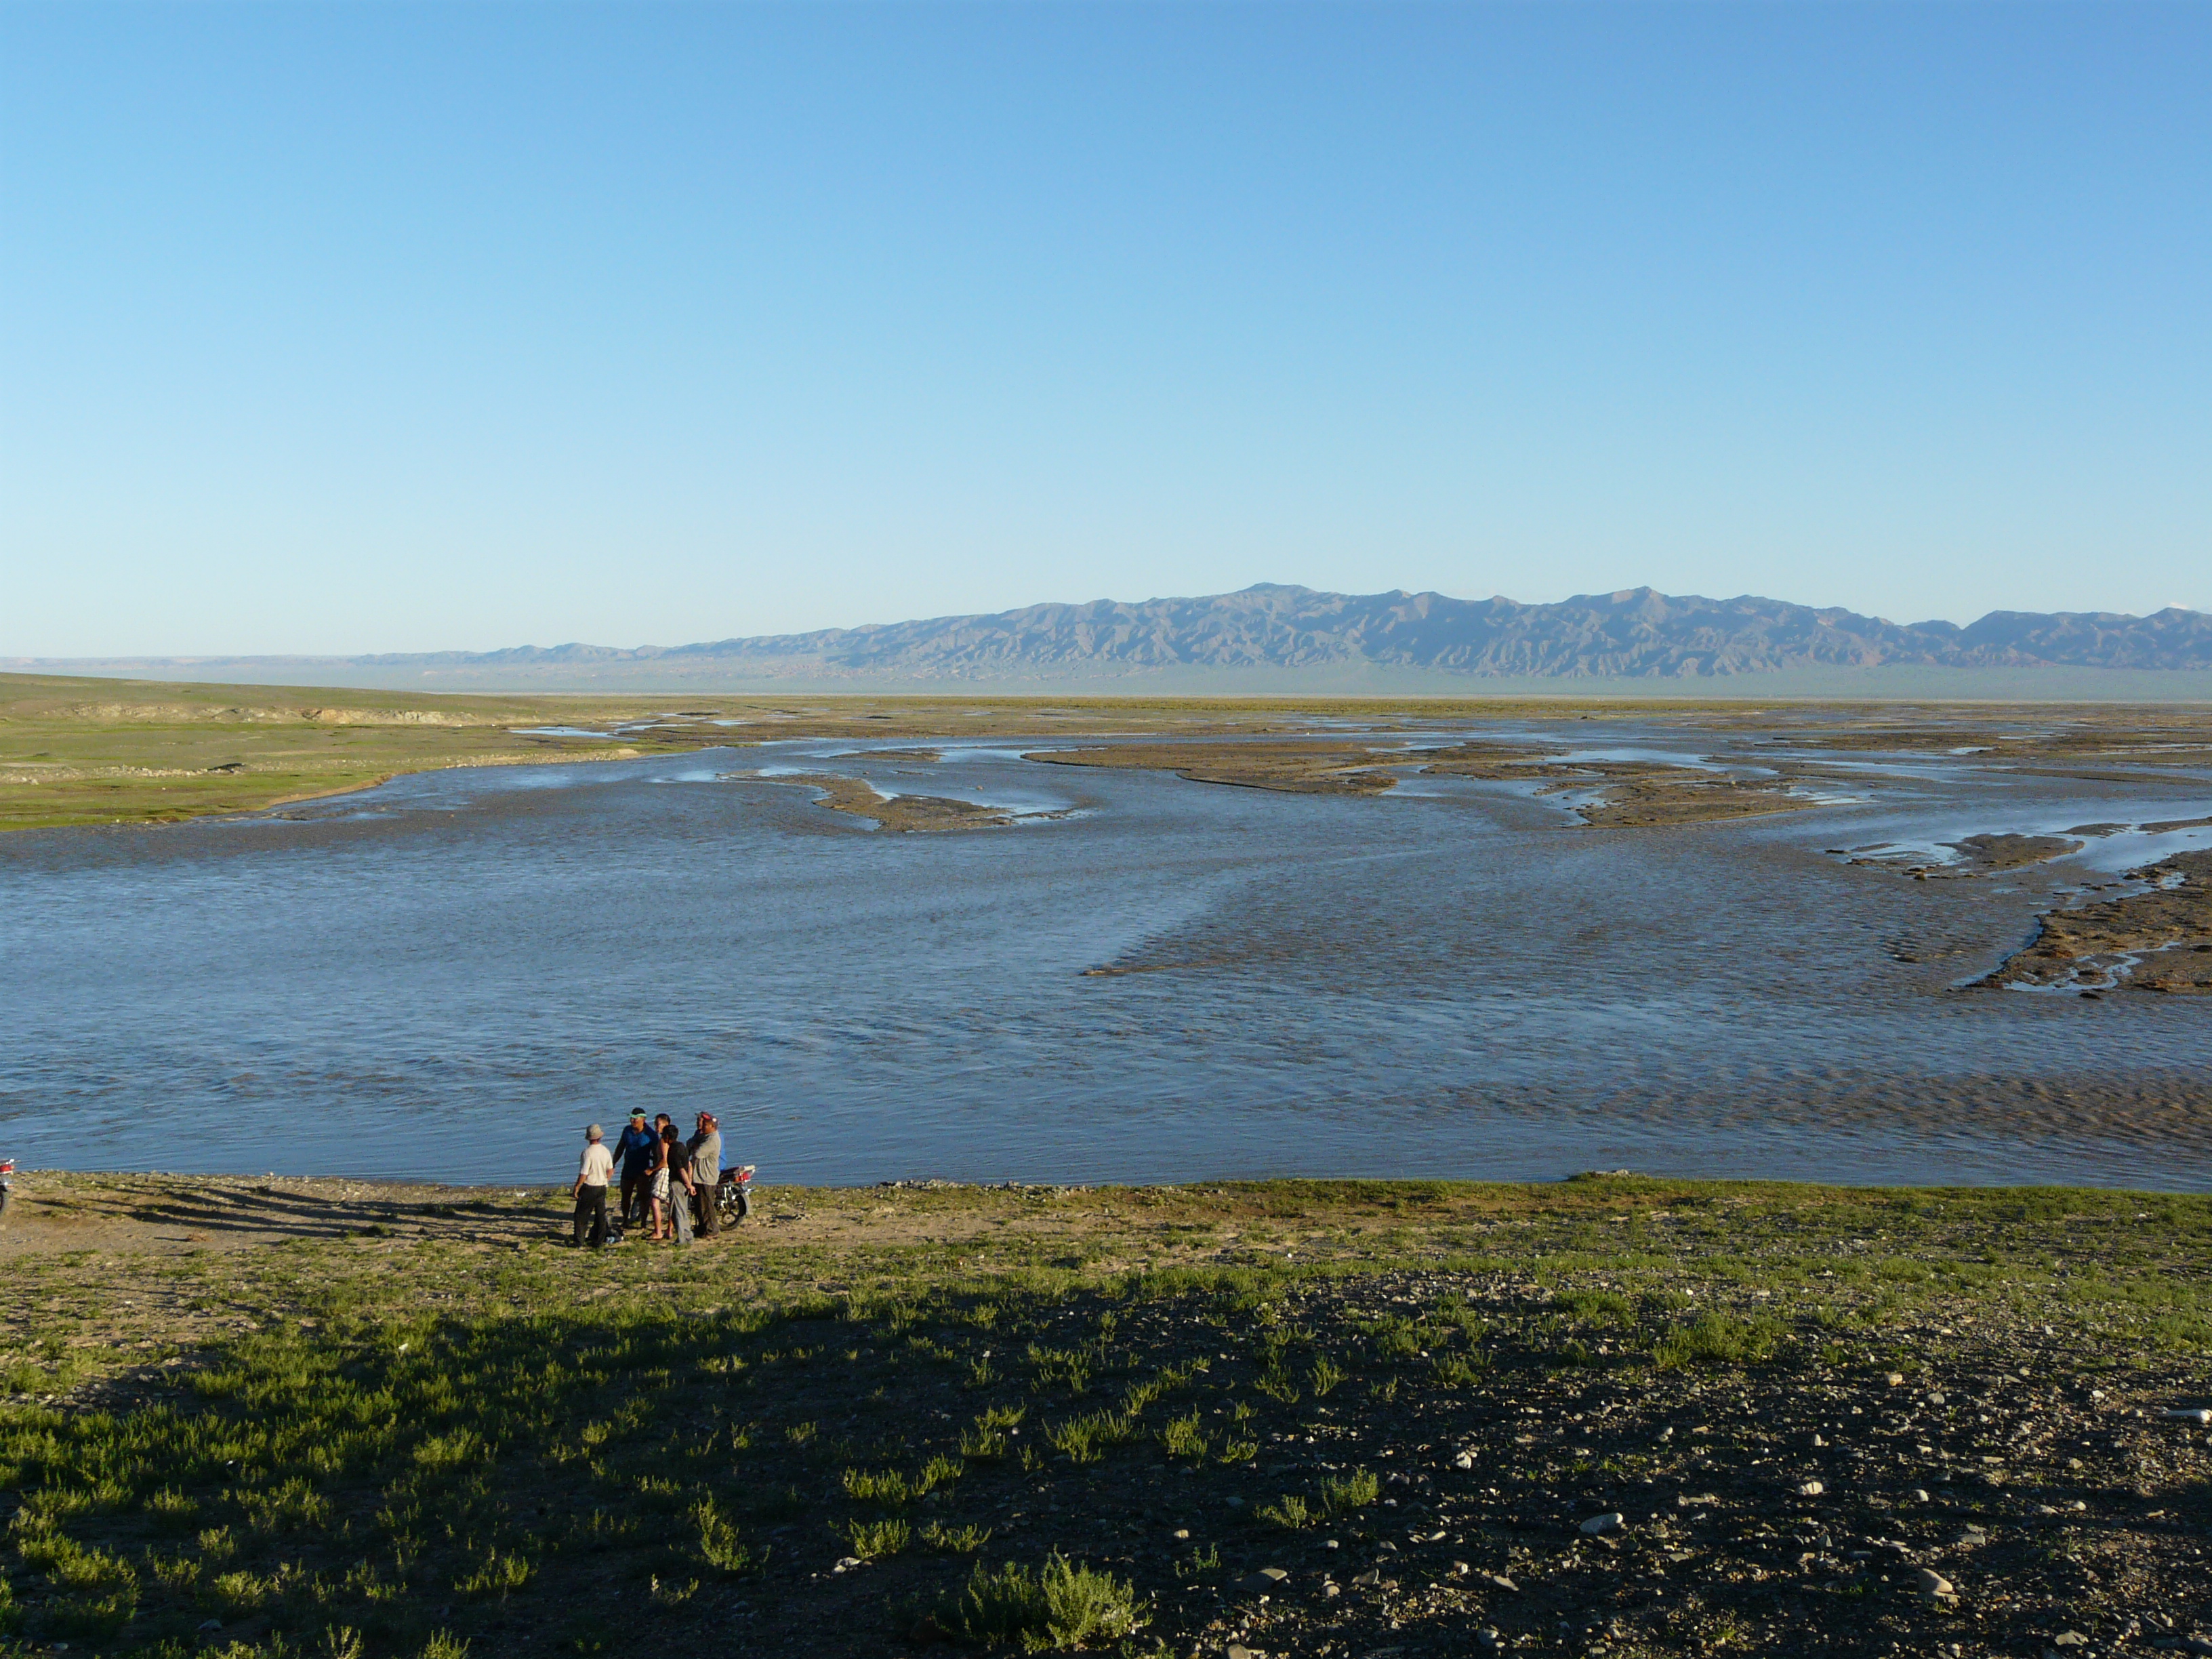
[17,585,2212,692]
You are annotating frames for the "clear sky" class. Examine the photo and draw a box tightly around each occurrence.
[3,2,2207,656]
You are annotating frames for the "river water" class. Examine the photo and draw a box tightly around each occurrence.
[4,723,2208,1190]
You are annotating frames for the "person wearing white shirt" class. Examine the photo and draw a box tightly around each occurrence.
[573,1124,615,1249]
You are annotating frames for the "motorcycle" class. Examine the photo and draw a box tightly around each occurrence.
[716,1164,755,1227]
[0,1158,13,1229]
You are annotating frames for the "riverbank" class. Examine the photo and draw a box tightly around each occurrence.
[2,1174,2207,1658]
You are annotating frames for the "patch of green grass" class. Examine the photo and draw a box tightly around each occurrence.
[1651,1312,1793,1370]
[844,1517,912,1560]
[928,1553,1147,1652]
[1319,1468,1379,1515]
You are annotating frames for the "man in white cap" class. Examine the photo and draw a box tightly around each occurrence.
[573,1124,614,1249]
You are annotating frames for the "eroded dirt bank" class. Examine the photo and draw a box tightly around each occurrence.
[1986,850,2212,996]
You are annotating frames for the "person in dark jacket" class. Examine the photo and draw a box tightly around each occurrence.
[613,1109,659,1225]
[686,1113,723,1238]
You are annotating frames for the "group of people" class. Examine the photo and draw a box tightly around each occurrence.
[571,1109,723,1248]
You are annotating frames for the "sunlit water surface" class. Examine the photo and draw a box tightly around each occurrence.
[5,724,2209,1190]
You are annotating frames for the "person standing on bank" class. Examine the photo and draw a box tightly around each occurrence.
[614,1108,658,1226]
[573,1124,614,1249]
[659,1121,693,1245]
[687,1112,723,1238]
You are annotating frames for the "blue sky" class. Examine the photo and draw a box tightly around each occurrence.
[3,2,2207,655]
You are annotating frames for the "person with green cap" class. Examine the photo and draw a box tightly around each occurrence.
[613,1108,659,1227]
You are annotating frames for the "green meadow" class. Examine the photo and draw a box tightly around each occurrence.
[3,1175,2209,1657]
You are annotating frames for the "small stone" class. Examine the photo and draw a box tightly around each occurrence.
[2163,1408,2212,1425]
[1797,1480,1826,1497]
[2050,1635,2089,1650]
[1676,1492,1719,1509]
[1915,1567,1956,1599]
[1483,1572,1519,1592]
[1885,1371,1906,1387]
[1953,1525,1989,1547]
[1321,1581,1340,1599]
[1227,1646,1256,1659]
[2068,1458,2085,1471]
[197,1624,223,1635]
[1454,1449,1477,1470]
[1224,1495,1244,1509]
[834,1555,861,1571]
[1173,1528,1190,1540]
[1475,1630,1504,1654]
[1240,1566,1290,1593]
[1580,1511,1625,1536]
[1449,1559,1471,1576]
[1909,1488,1933,1504]
[1323,1538,1339,1550]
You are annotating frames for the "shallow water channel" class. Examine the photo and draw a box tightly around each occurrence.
[4,723,2209,1189]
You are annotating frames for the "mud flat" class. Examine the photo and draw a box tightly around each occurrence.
[1024,741,1404,796]
[737,771,1027,832]
[1032,737,1827,827]
[1986,849,2212,996]
[2,1173,2209,1659]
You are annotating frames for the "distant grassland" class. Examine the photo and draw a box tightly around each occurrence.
[3,1176,2209,1658]
[0,670,1841,835]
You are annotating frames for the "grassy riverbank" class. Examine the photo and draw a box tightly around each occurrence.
[2,1174,2209,1658]
[6,667,2097,836]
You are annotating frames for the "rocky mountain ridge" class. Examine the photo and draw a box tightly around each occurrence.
[354,583,2212,680]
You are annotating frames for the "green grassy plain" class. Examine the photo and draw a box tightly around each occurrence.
[3,1174,2208,1658]
[0,668,1937,835]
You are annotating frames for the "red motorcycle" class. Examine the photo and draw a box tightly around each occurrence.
[716,1164,755,1227]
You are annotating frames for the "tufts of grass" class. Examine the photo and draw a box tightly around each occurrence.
[693,1497,763,1575]
[920,1520,993,1554]
[844,1517,912,1560]
[928,1553,1147,1652]
[1431,1351,1487,1387]
[1158,1411,1210,1461]
[1255,1494,1313,1528]
[844,1466,917,1506]
[1027,1345,1092,1395]
[1319,1468,1379,1515]
[961,1405,1025,1460]
[454,1548,533,1597]
[1309,1355,1347,1396]
[1046,1410,1136,1465]
[1651,1313,1792,1370]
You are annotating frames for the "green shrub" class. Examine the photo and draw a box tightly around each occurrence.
[453,1549,533,1597]
[1651,1313,1790,1371]
[1046,1410,1134,1465]
[844,1517,912,1559]
[1320,1469,1379,1515]
[921,1520,993,1553]
[238,1475,332,1533]
[843,1465,916,1506]
[693,1496,762,1574]
[1255,1494,1313,1528]
[930,1553,1147,1651]
[1159,1412,1210,1461]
